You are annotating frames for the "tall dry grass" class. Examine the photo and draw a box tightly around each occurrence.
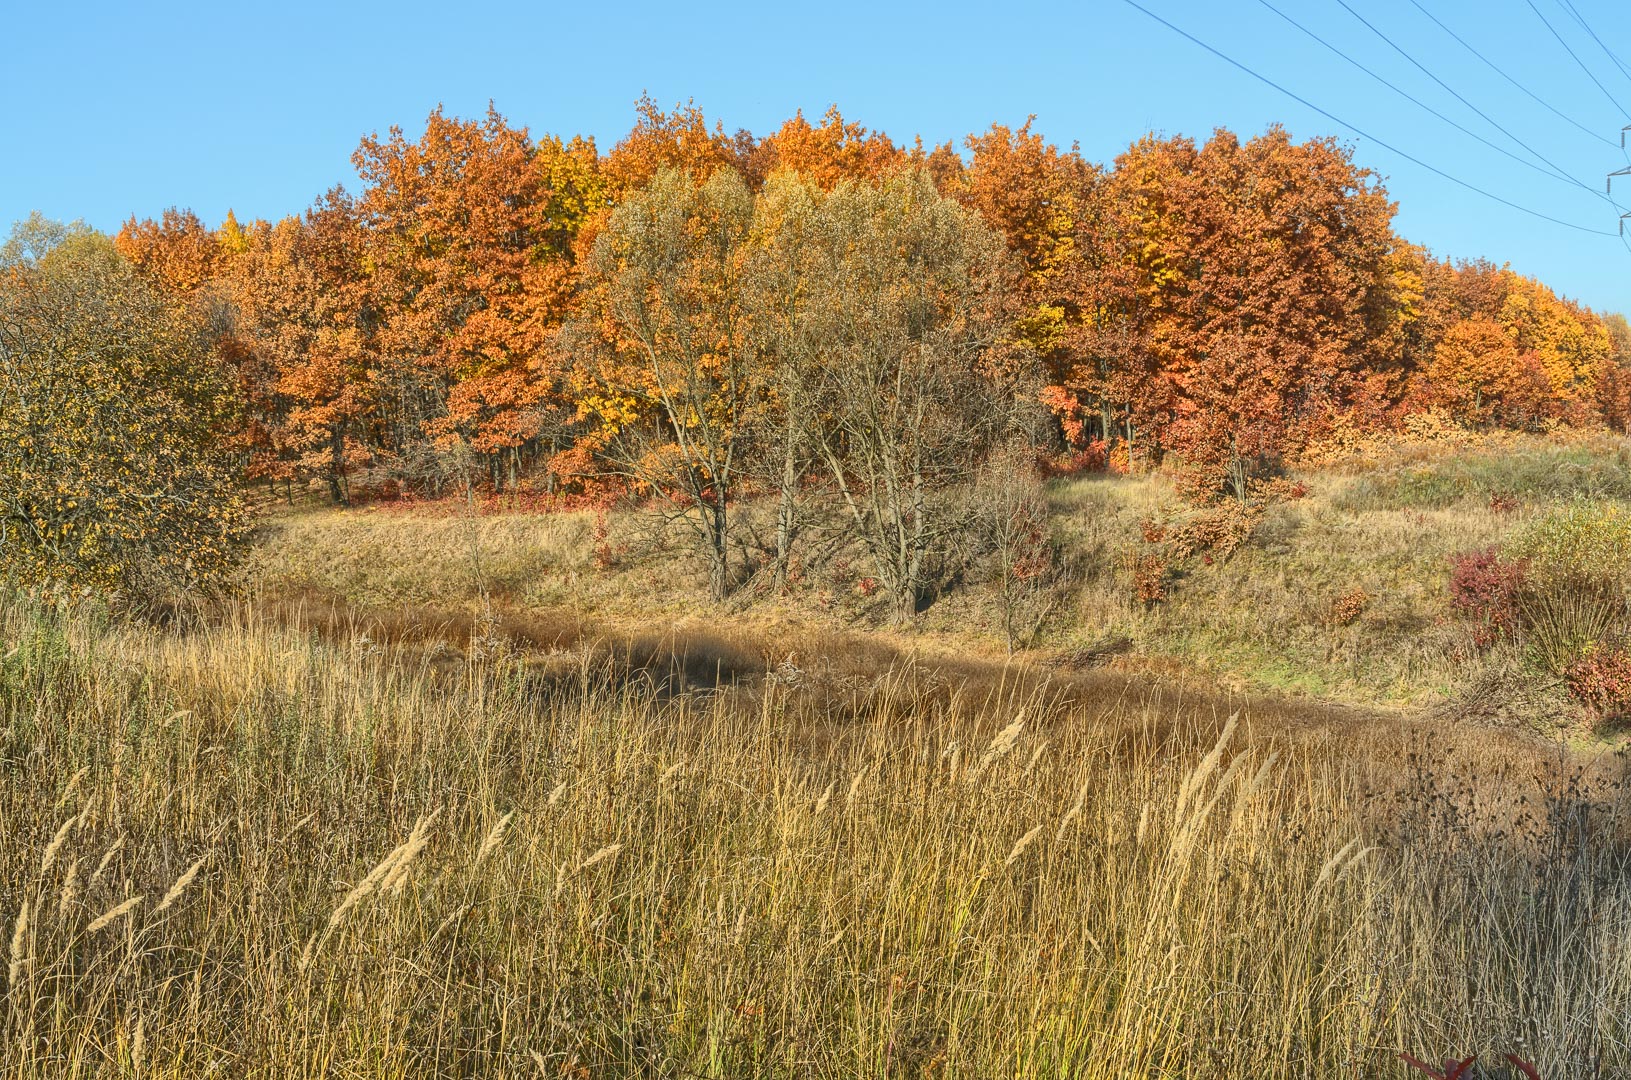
[1,596,1628,1077]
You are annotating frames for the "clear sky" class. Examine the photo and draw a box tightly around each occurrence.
[6,0,1631,312]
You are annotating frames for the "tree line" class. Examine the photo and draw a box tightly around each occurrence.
[5,98,1629,612]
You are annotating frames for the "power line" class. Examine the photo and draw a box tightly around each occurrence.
[1524,0,1631,122]
[1554,0,1631,90]
[1333,0,1606,197]
[1115,0,1619,236]
[1256,0,1599,192]
[1345,0,1631,222]
[1406,0,1615,148]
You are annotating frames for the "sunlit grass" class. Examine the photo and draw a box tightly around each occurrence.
[2,598,1627,1076]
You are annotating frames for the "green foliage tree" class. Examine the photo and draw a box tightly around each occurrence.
[0,221,249,605]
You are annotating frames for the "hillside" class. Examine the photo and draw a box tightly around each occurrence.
[246,429,1631,740]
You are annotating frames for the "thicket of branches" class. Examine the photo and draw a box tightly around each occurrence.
[7,98,1630,610]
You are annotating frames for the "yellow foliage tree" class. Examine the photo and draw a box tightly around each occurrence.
[0,222,249,604]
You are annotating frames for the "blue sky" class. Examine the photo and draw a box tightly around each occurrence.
[6,0,1631,312]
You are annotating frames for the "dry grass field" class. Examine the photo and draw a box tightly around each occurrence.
[2,599,1629,1076]
[6,434,1631,1077]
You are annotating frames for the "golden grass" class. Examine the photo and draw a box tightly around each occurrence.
[244,458,1533,714]
[2,596,1629,1076]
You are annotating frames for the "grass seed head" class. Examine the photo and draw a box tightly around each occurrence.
[87,895,144,934]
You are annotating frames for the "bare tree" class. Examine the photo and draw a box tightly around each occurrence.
[744,172,824,591]
[971,443,1056,652]
[795,171,1027,622]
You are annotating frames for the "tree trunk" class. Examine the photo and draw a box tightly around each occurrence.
[706,498,730,602]
[327,427,348,506]
[773,438,798,591]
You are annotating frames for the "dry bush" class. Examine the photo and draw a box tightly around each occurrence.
[2,595,1628,1076]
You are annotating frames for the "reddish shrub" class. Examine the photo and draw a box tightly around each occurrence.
[1327,586,1369,628]
[1139,518,1167,545]
[1489,492,1518,514]
[1169,501,1261,561]
[1448,548,1527,648]
[1565,644,1631,727]
[1129,552,1169,607]
[1040,439,1108,477]
[856,576,880,597]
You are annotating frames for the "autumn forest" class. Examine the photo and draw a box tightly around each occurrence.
[7,98,1623,609]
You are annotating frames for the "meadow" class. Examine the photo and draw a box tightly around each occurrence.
[5,434,1631,1078]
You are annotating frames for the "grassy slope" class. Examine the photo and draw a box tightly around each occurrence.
[247,431,1631,727]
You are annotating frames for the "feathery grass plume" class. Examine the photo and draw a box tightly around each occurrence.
[529,1049,548,1073]
[846,766,868,805]
[1229,750,1281,832]
[1315,841,1375,889]
[327,841,410,933]
[1314,837,1363,891]
[1173,713,1238,826]
[476,811,515,865]
[547,781,568,807]
[7,900,28,991]
[575,843,623,874]
[155,853,210,914]
[382,809,441,895]
[1026,740,1049,773]
[87,895,144,933]
[131,1014,146,1075]
[658,761,684,785]
[72,792,97,832]
[1171,745,1255,858]
[1056,778,1092,842]
[977,712,1027,772]
[813,781,836,817]
[57,858,82,920]
[55,766,89,809]
[90,835,125,888]
[279,810,319,843]
[40,816,75,876]
[1005,824,1045,867]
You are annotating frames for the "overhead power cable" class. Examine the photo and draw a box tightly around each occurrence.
[1332,0,1606,198]
[1523,0,1631,122]
[1554,0,1631,91]
[1256,0,1599,192]
[1115,0,1620,236]
[1406,0,1615,148]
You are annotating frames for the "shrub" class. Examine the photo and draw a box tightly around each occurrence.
[1506,501,1631,673]
[1040,439,1108,477]
[1564,644,1631,728]
[0,226,250,607]
[1327,587,1369,628]
[1448,549,1526,649]
[1129,551,1169,607]
[1169,501,1262,561]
